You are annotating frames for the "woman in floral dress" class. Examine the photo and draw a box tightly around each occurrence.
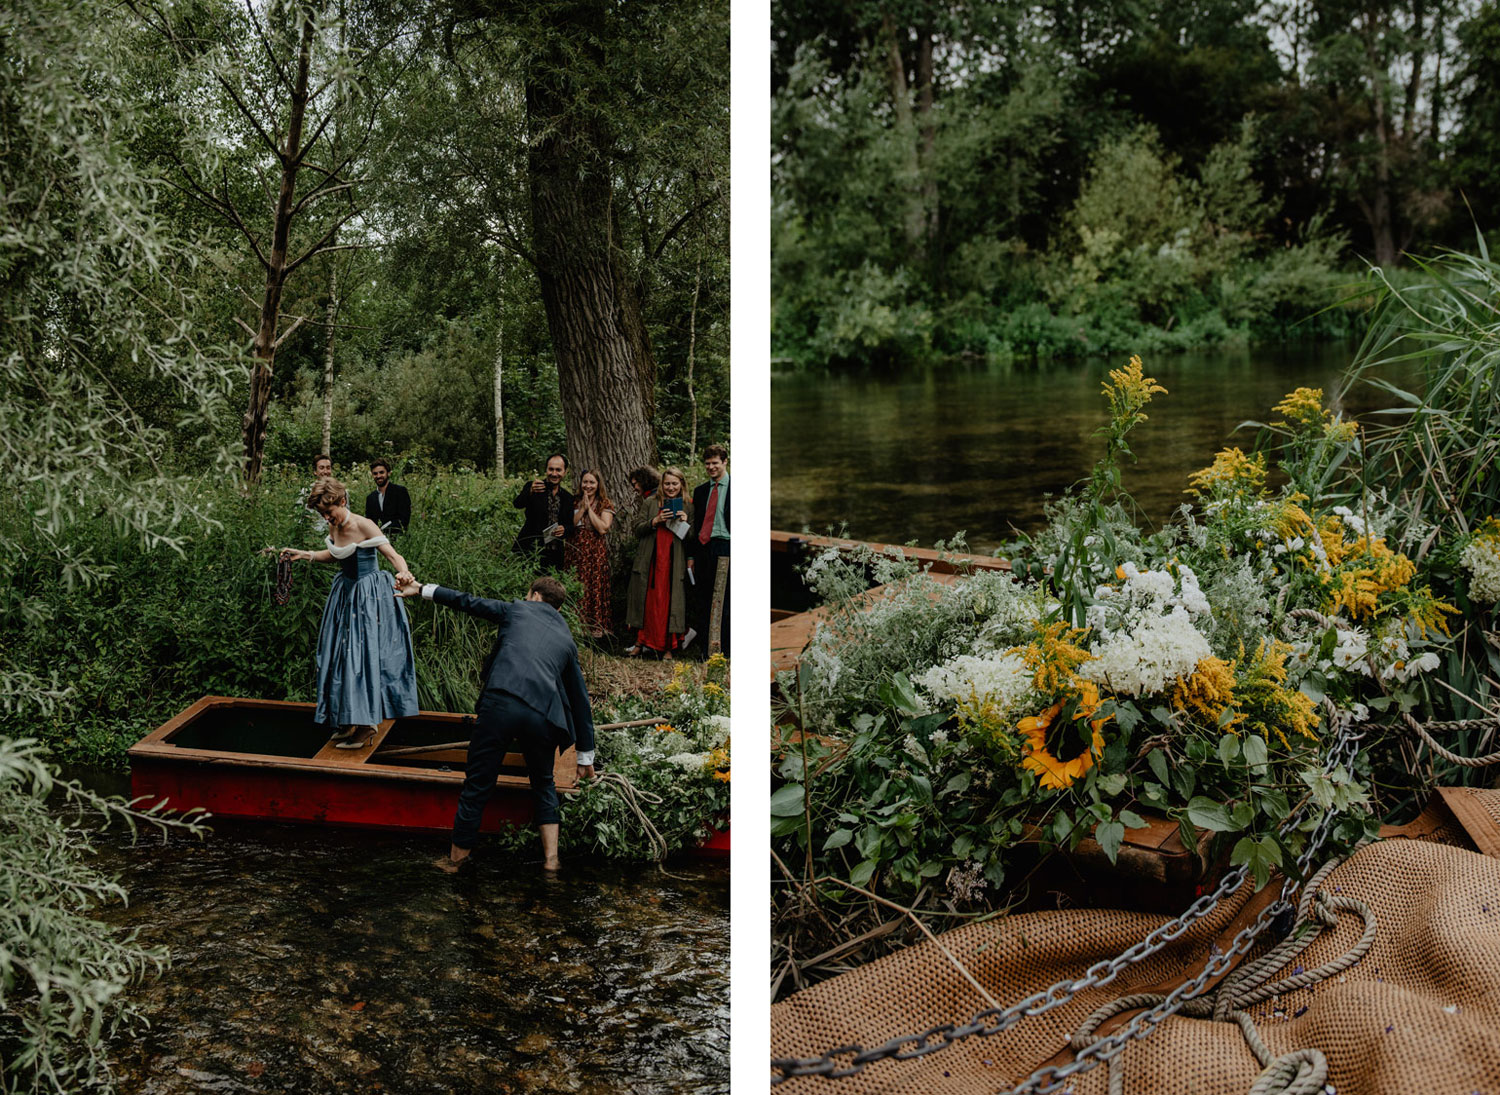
[565,468,615,637]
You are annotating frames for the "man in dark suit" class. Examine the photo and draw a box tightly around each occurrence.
[512,453,574,572]
[687,443,730,657]
[365,458,412,534]
[396,574,595,872]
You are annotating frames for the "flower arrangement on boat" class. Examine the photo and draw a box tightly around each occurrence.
[775,358,1483,909]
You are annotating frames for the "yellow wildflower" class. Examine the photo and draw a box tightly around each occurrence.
[1011,620,1095,695]
[703,682,725,696]
[1272,387,1329,429]
[1101,354,1167,430]
[653,723,676,734]
[1236,640,1319,745]
[1271,501,1315,540]
[1187,447,1268,501]
[1324,418,1358,443]
[713,769,731,783]
[1169,656,1242,730]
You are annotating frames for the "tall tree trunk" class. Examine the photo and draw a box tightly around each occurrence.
[1364,20,1399,267]
[493,276,506,478]
[882,15,925,258]
[320,233,339,457]
[525,3,656,515]
[915,25,938,253]
[686,249,701,459]
[242,15,315,484]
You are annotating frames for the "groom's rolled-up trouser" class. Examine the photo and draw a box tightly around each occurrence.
[452,689,561,850]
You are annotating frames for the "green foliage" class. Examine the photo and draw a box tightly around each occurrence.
[0,740,207,1095]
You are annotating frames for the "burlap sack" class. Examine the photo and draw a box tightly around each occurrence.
[771,790,1500,1094]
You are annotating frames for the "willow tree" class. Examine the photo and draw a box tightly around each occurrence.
[135,0,407,481]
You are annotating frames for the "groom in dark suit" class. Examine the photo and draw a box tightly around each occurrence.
[688,443,730,656]
[396,574,595,871]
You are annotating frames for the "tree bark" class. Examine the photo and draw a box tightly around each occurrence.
[493,273,506,478]
[242,15,315,484]
[321,234,339,457]
[686,249,701,459]
[882,15,926,258]
[525,2,656,518]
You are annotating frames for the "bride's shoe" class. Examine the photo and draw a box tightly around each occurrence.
[335,725,373,749]
[327,727,357,745]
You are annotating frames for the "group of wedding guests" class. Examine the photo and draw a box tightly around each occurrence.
[510,445,731,660]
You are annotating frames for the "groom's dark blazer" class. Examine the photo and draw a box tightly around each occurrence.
[429,587,595,754]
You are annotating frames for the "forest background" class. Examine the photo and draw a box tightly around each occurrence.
[3,0,728,757]
[772,0,1500,367]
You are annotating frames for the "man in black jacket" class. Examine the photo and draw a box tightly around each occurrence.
[365,458,412,534]
[396,574,595,872]
[688,443,730,656]
[512,454,574,572]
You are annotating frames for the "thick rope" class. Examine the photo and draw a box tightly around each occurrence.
[1071,853,1376,1095]
[1398,711,1500,767]
[590,771,669,862]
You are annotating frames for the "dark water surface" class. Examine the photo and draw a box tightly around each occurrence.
[80,772,728,1095]
[772,343,1399,552]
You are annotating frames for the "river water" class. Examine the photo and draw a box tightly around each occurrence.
[772,342,1397,553]
[82,782,728,1094]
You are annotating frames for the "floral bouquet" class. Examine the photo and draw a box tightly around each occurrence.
[775,356,1482,933]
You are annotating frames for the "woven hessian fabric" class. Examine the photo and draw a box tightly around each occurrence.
[771,802,1500,1095]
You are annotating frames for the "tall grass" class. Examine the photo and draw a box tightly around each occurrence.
[1338,237,1500,732]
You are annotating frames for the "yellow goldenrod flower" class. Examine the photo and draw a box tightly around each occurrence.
[1187,447,1268,501]
[1272,387,1329,429]
[1169,656,1242,730]
[1101,354,1167,430]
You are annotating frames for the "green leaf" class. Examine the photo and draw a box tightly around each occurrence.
[1186,796,1235,832]
[883,672,925,717]
[848,860,876,887]
[943,772,972,796]
[1095,820,1125,865]
[1218,734,1241,765]
[822,828,852,851]
[1243,735,1268,767]
[1147,748,1170,785]
[952,834,975,858]
[1096,772,1127,797]
[769,784,806,817]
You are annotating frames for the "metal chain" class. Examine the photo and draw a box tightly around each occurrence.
[770,706,1365,1088]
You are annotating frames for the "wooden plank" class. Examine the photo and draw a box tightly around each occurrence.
[770,529,1012,575]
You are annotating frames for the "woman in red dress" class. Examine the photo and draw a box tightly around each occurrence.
[565,469,615,638]
[625,467,693,659]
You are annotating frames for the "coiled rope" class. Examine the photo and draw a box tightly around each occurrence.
[1071,851,1377,1095]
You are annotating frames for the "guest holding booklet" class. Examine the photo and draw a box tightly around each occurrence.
[512,453,574,573]
[625,466,693,659]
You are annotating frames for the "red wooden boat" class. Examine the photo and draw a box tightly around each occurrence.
[130,696,728,857]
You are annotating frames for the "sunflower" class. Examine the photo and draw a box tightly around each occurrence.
[1016,681,1110,790]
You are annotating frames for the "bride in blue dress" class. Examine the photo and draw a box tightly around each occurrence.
[280,477,419,748]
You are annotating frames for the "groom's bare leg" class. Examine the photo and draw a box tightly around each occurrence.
[541,824,561,870]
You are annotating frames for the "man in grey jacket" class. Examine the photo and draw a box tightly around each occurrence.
[396,574,594,871]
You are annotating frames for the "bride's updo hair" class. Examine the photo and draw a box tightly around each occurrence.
[307,477,349,513]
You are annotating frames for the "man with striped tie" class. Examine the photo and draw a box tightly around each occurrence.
[687,443,730,657]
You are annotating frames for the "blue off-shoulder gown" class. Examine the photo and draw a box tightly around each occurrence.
[314,536,419,727]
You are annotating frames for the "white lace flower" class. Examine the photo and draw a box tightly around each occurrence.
[1460,534,1500,603]
[915,650,1032,715]
[1083,607,1211,697]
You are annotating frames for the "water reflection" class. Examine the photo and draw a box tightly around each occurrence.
[772,343,1398,552]
[92,815,728,1094]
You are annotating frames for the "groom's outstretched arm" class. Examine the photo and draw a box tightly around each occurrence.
[395,578,510,625]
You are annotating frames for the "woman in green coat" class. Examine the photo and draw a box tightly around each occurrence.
[625,467,693,658]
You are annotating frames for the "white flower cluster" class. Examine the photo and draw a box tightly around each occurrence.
[1083,608,1212,696]
[1460,534,1500,603]
[914,650,1033,715]
[1081,562,1215,696]
[699,714,732,748]
[1288,623,1441,684]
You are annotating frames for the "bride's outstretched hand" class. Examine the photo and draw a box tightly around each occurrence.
[279,548,304,562]
[393,572,420,597]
